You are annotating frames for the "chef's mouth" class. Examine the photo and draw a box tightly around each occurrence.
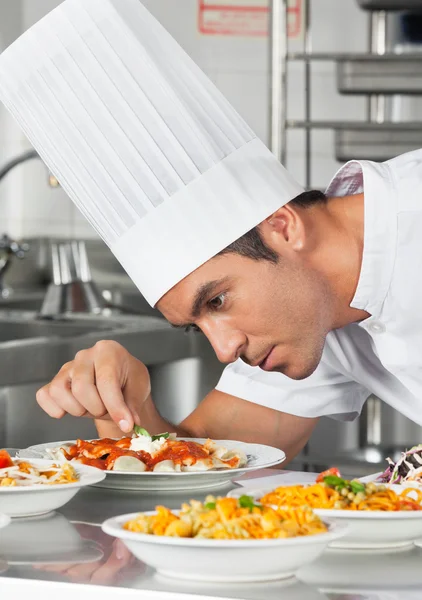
[244,346,277,370]
[258,347,277,371]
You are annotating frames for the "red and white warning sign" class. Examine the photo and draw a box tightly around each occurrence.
[198,0,303,39]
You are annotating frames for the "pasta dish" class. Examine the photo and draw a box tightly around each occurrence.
[259,468,422,512]
[0,450,78,487]
[48,428,248,473]
[123,495,328,539]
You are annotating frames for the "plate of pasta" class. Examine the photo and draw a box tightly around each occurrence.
[19,430,285,491]
[0,450,106,517]
[228,468,422,549]
[102,495,347,582]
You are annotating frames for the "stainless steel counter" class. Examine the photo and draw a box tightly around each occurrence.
[1,469,422,600]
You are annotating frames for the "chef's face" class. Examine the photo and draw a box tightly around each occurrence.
[157,205,335,380]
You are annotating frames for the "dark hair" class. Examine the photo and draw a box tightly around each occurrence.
[219,189,326,263]
[289,189,327,208]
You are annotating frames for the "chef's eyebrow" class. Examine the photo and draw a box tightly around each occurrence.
[190,278,229,318]
[169,278,229,328]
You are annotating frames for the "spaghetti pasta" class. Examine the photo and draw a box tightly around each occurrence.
[259,479,422,512]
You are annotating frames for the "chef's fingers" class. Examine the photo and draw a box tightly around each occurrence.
[119,360,151,429]
[31,563,76,573]
[94,367,133,432]
[63,561,102,582]
[70,351,109,419]
[36,383,67,419]
[36,360,86,418]
[89,540,135,585]
[46,372,89,418]
[92,342,134,433]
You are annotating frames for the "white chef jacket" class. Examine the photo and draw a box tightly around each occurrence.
[216,149,422,425]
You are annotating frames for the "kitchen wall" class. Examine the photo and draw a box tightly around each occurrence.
[0,0,371,241]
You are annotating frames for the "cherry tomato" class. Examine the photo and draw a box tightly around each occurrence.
[316,467,341,483]
[397,498,422,511]
[0,450,13,469]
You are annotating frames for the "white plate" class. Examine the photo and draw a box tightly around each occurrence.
[0,459,106,517]
[142,570,329,600]
[19,439,285,491]
[102,510,347,583]
[0,513,10,529]
[228,485,422,549]
[361,471,422,490]
[0,511,104,565]
[359,471,384,483]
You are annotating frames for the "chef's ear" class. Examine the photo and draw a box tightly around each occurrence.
[260,204,306,253]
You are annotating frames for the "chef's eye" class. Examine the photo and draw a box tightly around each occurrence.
[184,324,201,334]
[208,293,226,311]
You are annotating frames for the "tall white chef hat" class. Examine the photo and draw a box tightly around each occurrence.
[0,0,304,307]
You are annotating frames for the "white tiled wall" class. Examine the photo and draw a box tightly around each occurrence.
[0,0,372,239]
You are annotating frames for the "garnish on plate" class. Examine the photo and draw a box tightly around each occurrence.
[378,444,422,485]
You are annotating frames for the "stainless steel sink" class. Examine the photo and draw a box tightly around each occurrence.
[0,290,44,312]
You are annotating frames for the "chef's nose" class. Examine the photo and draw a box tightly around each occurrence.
[201,322,246,364]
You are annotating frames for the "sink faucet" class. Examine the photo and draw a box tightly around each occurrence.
[0,149,59,296]
[0,234,29,296]
[0,148,58,188]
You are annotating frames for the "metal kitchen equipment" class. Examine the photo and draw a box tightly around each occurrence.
[39,240,106,317]
[0,150,62,297]
[0,234,29,296]
[358,0,422,9]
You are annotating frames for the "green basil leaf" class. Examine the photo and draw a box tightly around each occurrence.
[323,475,347,488]
[151,432,170,441]
[238,495,259,511]
[204,502,216,510]
[133,426,150,437]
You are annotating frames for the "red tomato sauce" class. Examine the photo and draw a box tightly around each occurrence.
[60,438,218,471]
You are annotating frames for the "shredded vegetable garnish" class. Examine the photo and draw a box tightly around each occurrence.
[0,451,78,487]
[123,495,328,539]
[259,472,422,512]
[378,444,422,485]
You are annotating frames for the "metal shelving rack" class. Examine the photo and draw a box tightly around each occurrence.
[270,0,422,189]
[269,0,422,462]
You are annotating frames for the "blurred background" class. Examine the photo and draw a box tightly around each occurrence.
[0,0,421,476]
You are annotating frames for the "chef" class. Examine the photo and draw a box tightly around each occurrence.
[1,0,421,463]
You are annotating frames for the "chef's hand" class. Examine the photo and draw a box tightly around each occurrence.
[32,537,142,585]
[36,341,151,434]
